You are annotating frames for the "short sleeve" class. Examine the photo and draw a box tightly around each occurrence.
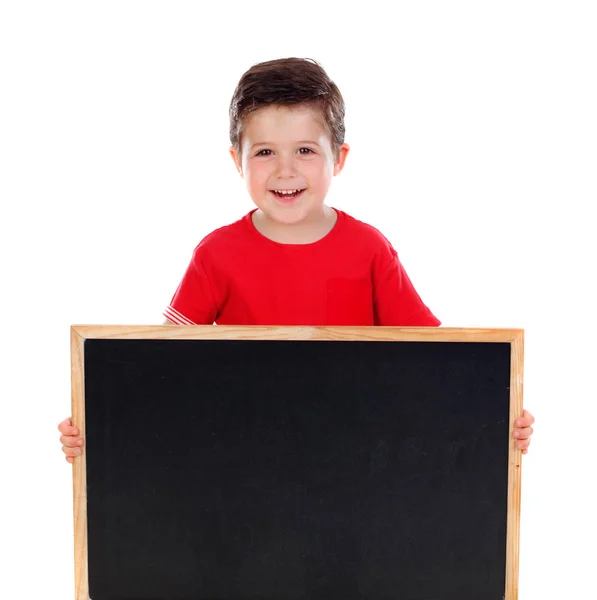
[373,251,441,327]
[164,247,218,325]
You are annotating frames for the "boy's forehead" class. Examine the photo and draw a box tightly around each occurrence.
[242,104,328,141]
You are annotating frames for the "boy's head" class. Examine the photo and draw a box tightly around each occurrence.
[228,58,350,230]
[229,58,346,160]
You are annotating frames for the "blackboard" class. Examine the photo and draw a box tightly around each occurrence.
[71,325,523,600]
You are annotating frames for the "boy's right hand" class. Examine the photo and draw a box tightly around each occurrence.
[58,417,84,463]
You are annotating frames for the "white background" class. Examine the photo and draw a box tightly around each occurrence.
[1,2,595,599]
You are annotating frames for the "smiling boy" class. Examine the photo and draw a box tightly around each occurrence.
[59,57,534,457]
[163,60,440,328]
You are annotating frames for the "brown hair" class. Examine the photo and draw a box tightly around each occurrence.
[229,57,346,158]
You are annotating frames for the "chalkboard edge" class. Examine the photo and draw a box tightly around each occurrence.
[70,324,523,343]
[505,329,524,600]
[70,327,89,600]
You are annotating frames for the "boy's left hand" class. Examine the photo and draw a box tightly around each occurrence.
[513,409,535,454]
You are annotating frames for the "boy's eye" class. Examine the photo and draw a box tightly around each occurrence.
[254,148,314,157]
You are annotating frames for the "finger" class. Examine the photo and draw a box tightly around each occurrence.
[513,426,534,440]
[58,417,79,436]
[516,437,531,450]
[57,417,72,432]
[516,410,535,427]
[66,456,74,464]
[60,434,84,448]
[62,445,82,457]
[523,409,535,425]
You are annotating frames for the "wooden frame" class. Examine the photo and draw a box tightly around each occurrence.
[71,325,524,600]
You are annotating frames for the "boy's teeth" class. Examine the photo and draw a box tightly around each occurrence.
[276,189,300,194]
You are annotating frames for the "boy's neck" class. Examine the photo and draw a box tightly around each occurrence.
[252,206,338,245]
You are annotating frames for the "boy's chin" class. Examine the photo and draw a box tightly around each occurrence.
[261,209,307,225]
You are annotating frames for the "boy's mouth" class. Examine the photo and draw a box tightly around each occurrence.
[270,188,306,202]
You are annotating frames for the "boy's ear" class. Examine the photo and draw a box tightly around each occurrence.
[333,143,350,176]
[229,146,243,177]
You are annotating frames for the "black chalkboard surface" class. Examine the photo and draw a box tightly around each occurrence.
[71,326,523,600]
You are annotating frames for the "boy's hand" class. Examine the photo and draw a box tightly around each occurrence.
[513,409,535,454]
[58,417,84,463]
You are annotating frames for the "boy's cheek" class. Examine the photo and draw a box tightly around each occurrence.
[245,164,271,182]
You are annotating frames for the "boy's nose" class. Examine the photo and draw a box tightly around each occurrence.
[274,156,297,178]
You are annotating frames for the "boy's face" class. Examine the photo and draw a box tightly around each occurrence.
[229,104,349,226]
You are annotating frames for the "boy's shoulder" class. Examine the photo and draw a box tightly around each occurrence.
[337,210,396,252]
[339,210,388,237]
[194,212,253,251]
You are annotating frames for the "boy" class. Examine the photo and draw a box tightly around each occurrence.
[59,57,535,457]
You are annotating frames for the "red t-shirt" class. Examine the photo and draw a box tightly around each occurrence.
[165,209,440,327]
